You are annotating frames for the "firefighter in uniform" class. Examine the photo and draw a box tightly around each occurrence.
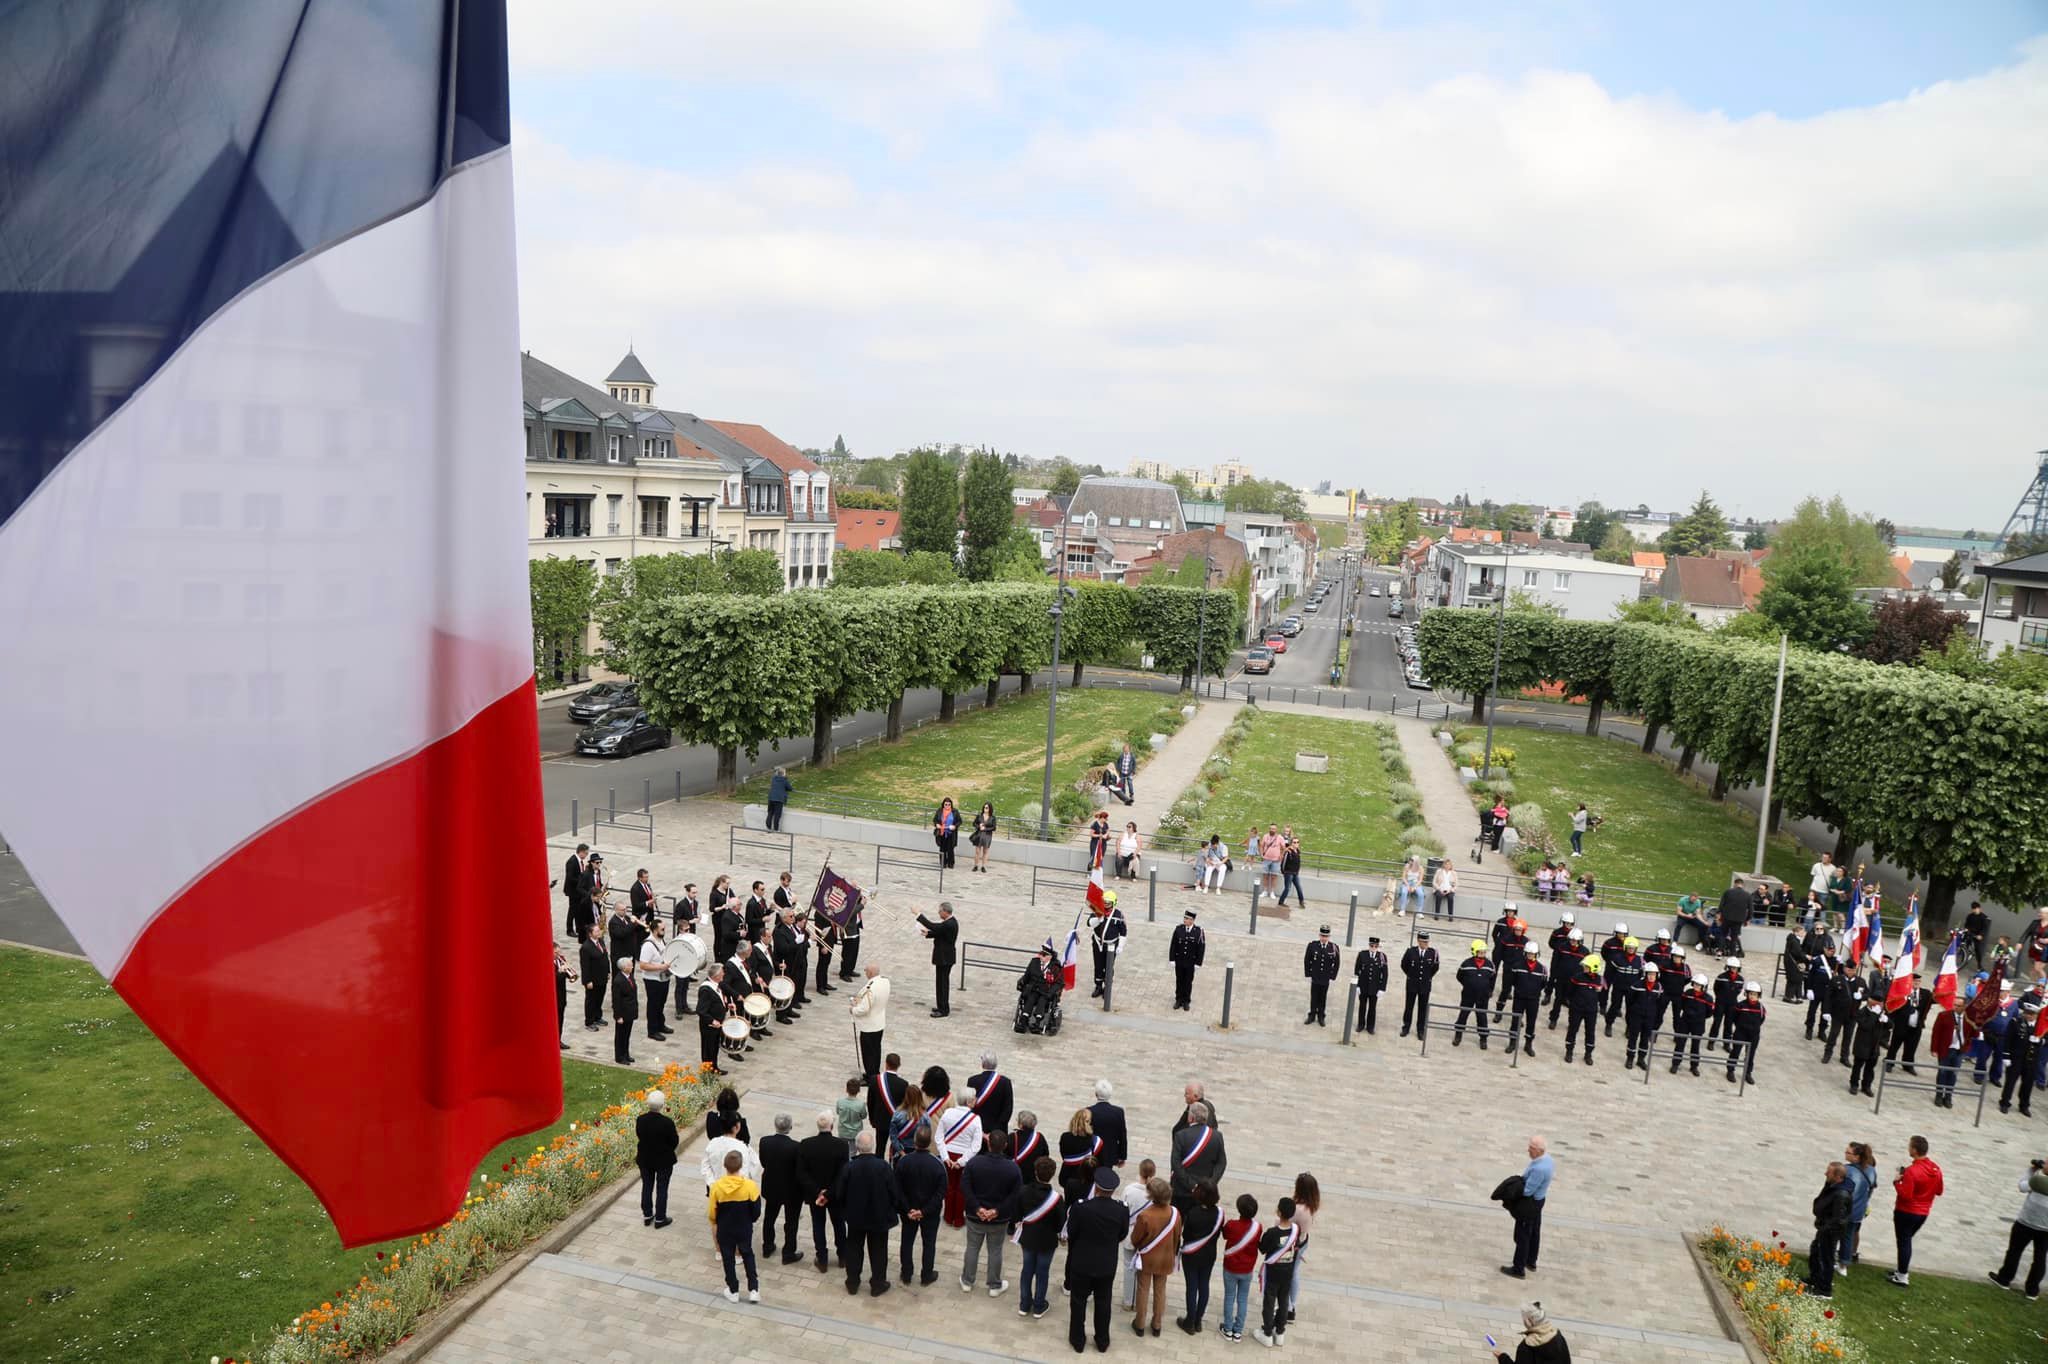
[1605,937,1645,1038]
[1726,979,1767,1084]
[1400,931,1440,1038]
[1820,968,1860,1066]
[1542,912,1577,1007]
[1452,940,1496,1049]
[1491,906,1528,1011]
[1167,909,1205,1012]
[1707,957,1745,1049]
[1661,945,1691,1008]
[1303,926,1341,1026]
[1089,894,1127,997]
[1353,936,1389,1035]
[1669,972,1712,1075]
[1644,928,1675,977]
[1600,923,1630,973]
[1563,957,1606,1066]
[1547,928,1588,1029]
[1505,946,1546,1057]
[1622,960,1665,1070]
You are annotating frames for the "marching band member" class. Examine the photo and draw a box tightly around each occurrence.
[697,964,731,1075]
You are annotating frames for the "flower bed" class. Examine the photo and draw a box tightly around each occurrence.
[251,1063,713,1364]
[1698,1227,1864,1363]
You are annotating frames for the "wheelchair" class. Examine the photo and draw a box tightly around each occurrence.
[1014,989,1063,1036]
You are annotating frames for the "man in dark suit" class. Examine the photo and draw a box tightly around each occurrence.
[916,903,960,1017]
[869,1053,909,1140]
[630,867,658,922]
[745,881,772,942]
[1170,1081,1220,1135]
[1087,1080,1128,1169]
[697,965,731,1075]
[562,843,592,938]
[610,956,638,1065]
[553,944,571,1049]
[578,923,608,1030]
[1065,1168,1133,1352]
[759,1113,804,1262]
[1169,1101,1226,1214]
[894,1126,947,1286]
[712,898,744,964]
[833,1130,905,1297]
[634,1091,680,1227]
[673,881,700,936]
[798,1112,851,1271]
[967,1051,1013,1138]
[773,908,811,1009]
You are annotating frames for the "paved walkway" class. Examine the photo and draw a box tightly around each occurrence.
[1068,698,1240,845]
[488,802,2043,1364]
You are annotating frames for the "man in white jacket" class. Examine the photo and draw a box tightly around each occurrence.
[851,962,889,1079]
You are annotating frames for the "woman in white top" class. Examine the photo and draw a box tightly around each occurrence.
[1432,863,1457,918]
[1117,823,1143,880]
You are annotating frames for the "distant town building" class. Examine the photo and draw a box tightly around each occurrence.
[1066,476,1186,578]
[1420,541,1642,621]
[1658,554,1764,627]
[1973,551,2048,657]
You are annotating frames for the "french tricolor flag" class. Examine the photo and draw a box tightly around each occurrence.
[1930,932,1961,1013]
[1884,906,1921,1011]
[0,3,555,1245]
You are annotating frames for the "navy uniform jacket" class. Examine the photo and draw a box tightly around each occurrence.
[1064,1195,1132,1279]
[1169,923,1207,967]
[1401,946,1440,989]
[1455,956,1496,1003]
[1304,940,1341,982]
[1508,956,1547,1004]
[1354,949,1390,994]
[1730,996,1767,1039]
[1624,977,1667,1027]
[1672,987,1712,1032]
[1565,972,1605,1016]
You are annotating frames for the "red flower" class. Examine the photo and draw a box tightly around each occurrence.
[1769,1230,1777,1237]
[1824,1310,1835,1319]
[375,1251,385,1260]
[501,1162,512,1172]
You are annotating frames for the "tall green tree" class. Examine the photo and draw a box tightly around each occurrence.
[1769,495,1895,586]
[1754,547,1873,650]
[960,449,1016,580]
[1046,459,1082,497]
[831,549,909,589]
[898,448,960,558]
[1593,523,1637,564]
[1659,491,1733,558]
[1572,501,1619,552]
[530,558,598,690]
[903,550,961,585]
[831,434,850,458]
[992,526,1049,581]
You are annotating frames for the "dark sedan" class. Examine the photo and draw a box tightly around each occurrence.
[567,680,638,722]
[574,708,672,757]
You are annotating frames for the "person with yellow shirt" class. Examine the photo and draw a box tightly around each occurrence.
[707,1148,762,1303]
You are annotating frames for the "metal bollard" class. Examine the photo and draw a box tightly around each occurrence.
[1148,866,1158,923]
[1249,884,1260,935]
[1341,981,1358,1045]
[608,787,617,819]
[643,778,651,814]
[571,798,579,836]
[1102,954,1116,1013]
[1220,963,1235,1029]
[675,770,683,803]
[1345,892,1359,947]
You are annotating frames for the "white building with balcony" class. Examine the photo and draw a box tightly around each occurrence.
[1973,551,2048,658]
[1421,541,1642,621]
[1224,510,1308,631]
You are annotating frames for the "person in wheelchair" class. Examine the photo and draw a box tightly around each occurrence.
[1015,940,1064,1035]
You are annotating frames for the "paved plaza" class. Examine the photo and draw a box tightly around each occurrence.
[450,800,2045,1364]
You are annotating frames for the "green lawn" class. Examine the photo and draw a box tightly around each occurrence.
[0,948,628,1364]
[1453,726,1814,896]
[1790,1253,2043,1364]
[1189,712,1407,863]
[739,688,1184,825]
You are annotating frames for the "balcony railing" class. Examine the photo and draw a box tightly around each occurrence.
[541,525,591,539]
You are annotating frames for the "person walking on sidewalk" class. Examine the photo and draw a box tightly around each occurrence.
[1803,1160,1853,1298]
[1117,741,1138,805]
[1276,836,1307,907]
[1888,1135,1945,1288]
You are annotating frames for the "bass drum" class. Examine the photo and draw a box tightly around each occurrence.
[743,993,773,1025]
[664,933,706,981]
[767,976,796,1007]
[720,1017,750,1054]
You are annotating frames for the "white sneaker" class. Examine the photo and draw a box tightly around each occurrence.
[723,1288,740,1303]
[989,1281,1008,1297]
[961,1279,975,1293]
[1887,1271,1909,1287]
[747,1289,759,1303]
[1254,1330,1274,1347]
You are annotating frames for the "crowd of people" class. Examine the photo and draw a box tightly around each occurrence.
[637,1059,1326,1353]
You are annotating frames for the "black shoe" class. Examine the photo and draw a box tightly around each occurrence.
[922,1272,940,1286]
[1523,1042,1533,1057]
[1563,1048,1574,1062]
[1669,1062,1681,1074]
[1400,1026,1410,1037]
[1690,1064,1700,1076]
[872,1282,891,1298]
[846,1280,860,1295]
[1583,1052,1593,1066]
[644,1216,654,1226]
[653,1217,672,1228]
[817,1257,829,1272]
[1860,1086,1874,1097]
[930,1009,949,1018]
[1453,1032,1463,1046]
[1500,1266,1526,1279]
[900,1269,912,1285]
[1727,1071,1736,1083]
[1479,1037,1488,1051]
[1307,1014,1319,1025]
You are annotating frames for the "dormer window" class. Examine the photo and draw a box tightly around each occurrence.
[607,434,621,462]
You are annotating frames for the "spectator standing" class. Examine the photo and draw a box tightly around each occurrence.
[1276,836,1307,907]
[1960,901,1991,972]
[894,1127,947,1286]
[1839,1142,1877,1273]
[1717,878,1754,955]
[1118,1159,1159,1309]
[2022,907,2048,981]
[1491,1303,1571,1364]
[766,766,792,831]
[758,1114,802,1263]
[1803,1161,1853,1298]
[1176,1180,1222,1335]
[887,1084,928,1162]
[1217,1193,1261,1343]
[1129,1176,1182,1337]
[1117,741,1138,803]
[961,1131,1021,1296]
[1066,1169,1134,1354]
[635,1092,680,1229]
[1285,1172,1320,1322]
[834,1130,905,1297]
[706,1149,762,1303]
[1500,1136,1552,1279]
[1987,1160,2048,1299]
[1489,798,1509,849]
[932,797,961,870]
[970,802,998,874]
[798,1112,850,1270]
[1253,1197,1300,1347]
[1570,803,1588,857]
[1012,1155,1064,1318]
[835,1078,867,1152]
[1888,1135,1945,1287]
[1258,824,1286,897]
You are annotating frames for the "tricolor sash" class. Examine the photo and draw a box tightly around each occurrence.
[1010,1188,1064,1245]
[942,1104,980,1148]
[971,1069,1002,1112]
[1013,1129,1044,1167]
[1129,1206,1181,1268]
[1180,1125,1214,1166]
[1222,1219,1262,1260]
[1179,1215,1222,1261]
[875,1073,903,1118]
[1063,1135,1103,1167]
[1258,1223,1300,1285]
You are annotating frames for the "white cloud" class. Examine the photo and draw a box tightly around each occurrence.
[508,13,2048,522]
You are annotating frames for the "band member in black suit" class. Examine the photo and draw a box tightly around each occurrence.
[772,907,811,1014]
[967,1051,1014,1138]
[773,871,799,918]
[745,881,772,942]
[578,921,608,1030]
[725,945,771,1041]
[812,900,840,995]
[1168,910,1206,1011]
[915,903,960,1018]
[554,943,573,1049]
[1353,936,1389,1036]
[747,925,786,1026]
[562,843,592,938]
[837,901,864,981]
[611,955,638,1065]
[673,882,700,935]
[708,874,734,913]
[630,867,658,922]
[711,895,744,964]
[697,965,731,1074]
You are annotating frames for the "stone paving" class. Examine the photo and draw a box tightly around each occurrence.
[494,803,2045,1364]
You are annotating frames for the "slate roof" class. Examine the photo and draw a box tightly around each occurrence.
[1660,555,1761,609]
[520,352,722,464]
[1977,550,2048,582]
[605,348,655,386]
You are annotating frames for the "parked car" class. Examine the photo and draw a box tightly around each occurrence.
[575,708,672,757]
[1280,617,1303,635]
[1263,633,1288,653]
[1387,600,1404,618]
[1304,600,1321,613]
[1368,584,1381,597]
[1243,647,1275,674]
[1406,669,1432,690]
[568,680,638,722]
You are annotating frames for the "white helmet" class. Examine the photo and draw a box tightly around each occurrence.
[1567,927,1583,942]
[1560,911,1575,924]
[1724,956,1741,968]
[1672,945,1687,958]
[1644,962,1660,973]
[1692,972,1711,988]
[1613,922,1628,935]
[1655,929,1670,941]
[1503,901,1518,913]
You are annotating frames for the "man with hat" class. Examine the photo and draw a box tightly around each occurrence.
[1090,893,1128,998]
[1670,972,1712,1075]
[1662,944,1691,1007]
[1354,935,1390,1036]
[1999,998,2041,1117]
[1491,905,1528,1012]
[1547,926,1587,1028]
[1726,979,1767,1083]
[1453,940,1497,1049]
[1543,911,1577,1008]
[1600,922,1630,973]
[1645,927,1675,975]
[1016,940,1062,1033]
[1169,908,1206,1011]
[1562,957,1605,1066]
[1504,941,1547,1057]
[1065,1166,1134,1353]
[1847,991,1891,1097]
[1623,960,1665,1070]
[1400,931,1440,1038]
[1303,926,1341,1026]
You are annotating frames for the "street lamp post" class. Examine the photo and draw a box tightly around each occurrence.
[1038,516,1074,839]
[1478,551,1511,780]
[1193,554,1213,696]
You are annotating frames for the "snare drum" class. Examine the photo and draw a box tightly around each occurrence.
[743,993,773,1025]
[767,976,796,1008]
[720,1016,750,1054]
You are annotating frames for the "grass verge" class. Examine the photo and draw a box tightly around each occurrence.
[0,947,635,1364]
[1786,1251,2042,1364]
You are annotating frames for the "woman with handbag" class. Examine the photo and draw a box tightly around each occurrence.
[970,802,997,874]
[932,797,961,869]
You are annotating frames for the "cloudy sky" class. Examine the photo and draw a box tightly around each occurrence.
[504,1,2047,529]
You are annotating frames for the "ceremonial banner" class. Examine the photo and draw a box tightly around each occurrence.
[0,2,552,1245]
[811,866,866,928]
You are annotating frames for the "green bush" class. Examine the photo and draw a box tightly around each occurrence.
[1453,743,1484,769]
[1017,800,1045,828]
[1485,779,1517,803]
[1387,781,1420,805]
[1400,822,1436,848]
[1125,725,1155,752]
[1406,837,1445,859]
[1150,706,1185,734]
[1389,801,1420,828]
[1086,740,1120,769]
[1052,788,1092,824]
[1508,803,1548,839]
[1487,745,1516,769]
